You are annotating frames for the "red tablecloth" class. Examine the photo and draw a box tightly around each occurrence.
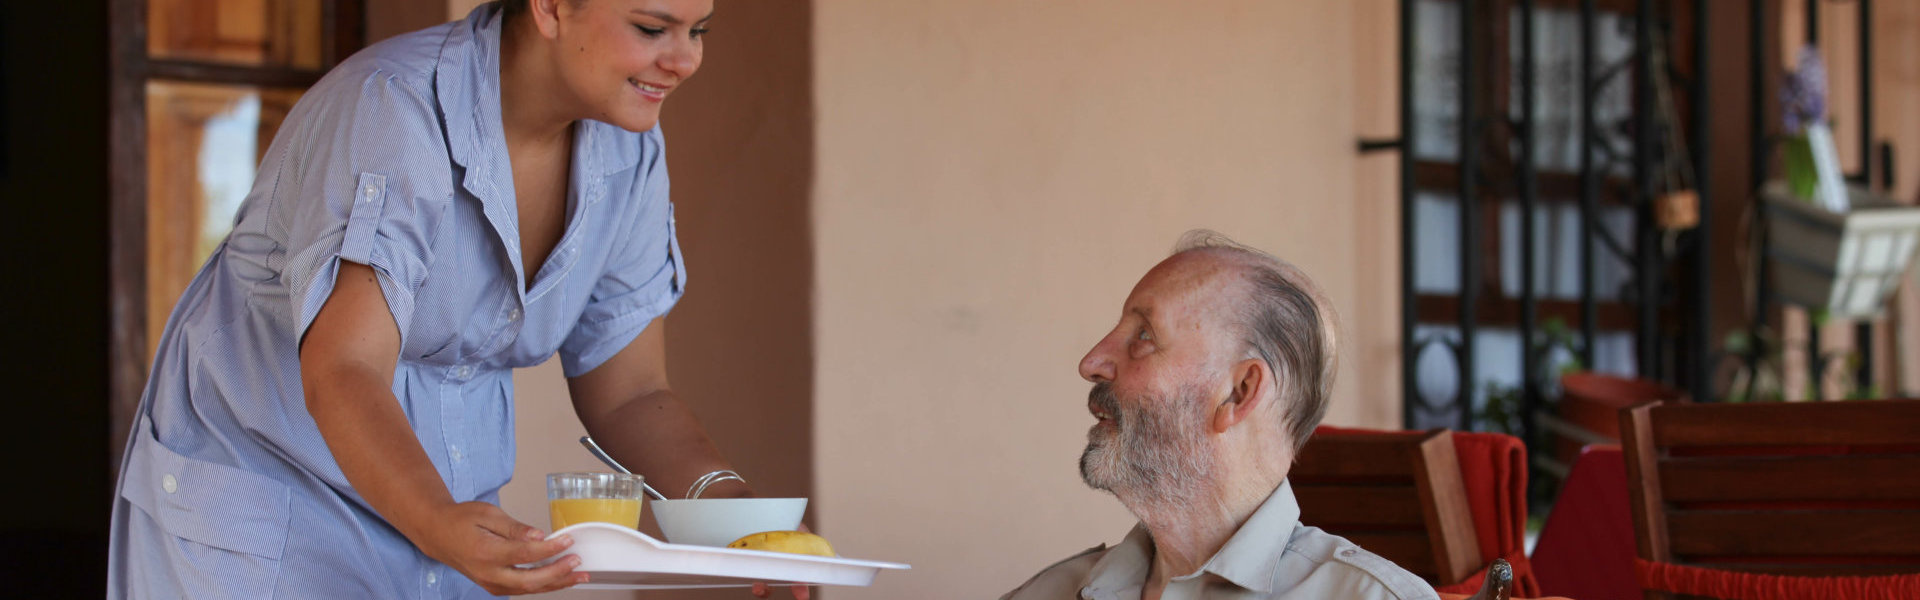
[1530,444,1639,600]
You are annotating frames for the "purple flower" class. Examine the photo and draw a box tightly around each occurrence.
[1781,46,1827,135]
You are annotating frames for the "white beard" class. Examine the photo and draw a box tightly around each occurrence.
[1079,381,1215,503]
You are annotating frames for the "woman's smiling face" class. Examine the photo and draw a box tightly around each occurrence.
[546,0,712,132]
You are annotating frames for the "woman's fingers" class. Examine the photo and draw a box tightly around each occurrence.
[429,501,585,595]
[506,534,574,565]
[748,582,810,599]
[506,553,586,595]
[473,502,541,541]
[464,503,573,565]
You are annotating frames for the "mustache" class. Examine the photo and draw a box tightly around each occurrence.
[1090,383,1120,425]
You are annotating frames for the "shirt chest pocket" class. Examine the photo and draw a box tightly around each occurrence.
[409,275,524,364]
[121,416,291,596]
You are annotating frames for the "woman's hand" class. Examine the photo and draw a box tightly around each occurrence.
[750,580,814,599]
[749,521,814,600]
[415,501,586,595]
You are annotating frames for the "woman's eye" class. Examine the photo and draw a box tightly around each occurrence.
[691,27,710,39]
[636,25,666,37]
[1136,329,1153,342]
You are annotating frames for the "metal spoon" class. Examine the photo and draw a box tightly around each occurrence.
[579,436,668,501]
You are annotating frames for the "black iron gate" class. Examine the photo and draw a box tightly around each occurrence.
[1374,0,1891,478]
[1370,0,1716,450]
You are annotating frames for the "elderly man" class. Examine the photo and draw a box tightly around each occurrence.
[1003,232,1438,600]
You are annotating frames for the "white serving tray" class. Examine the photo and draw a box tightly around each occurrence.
[538,523,910,590]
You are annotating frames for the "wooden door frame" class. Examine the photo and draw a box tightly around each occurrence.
[106,0,365,472]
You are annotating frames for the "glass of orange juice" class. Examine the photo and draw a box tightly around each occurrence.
[547,472,646,530]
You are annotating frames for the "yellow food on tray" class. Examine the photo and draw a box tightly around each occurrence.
[727,530,836,557]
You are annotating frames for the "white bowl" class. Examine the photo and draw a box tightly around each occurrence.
[650,497,807,547]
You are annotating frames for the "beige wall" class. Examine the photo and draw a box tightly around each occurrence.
[1353,0,1406,424]
[813,1,1400,598]
[1875,1,1920,394]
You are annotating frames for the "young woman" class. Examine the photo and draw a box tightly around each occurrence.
[106,1,789,597]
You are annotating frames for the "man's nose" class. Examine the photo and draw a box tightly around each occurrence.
[1079,335,1118,383]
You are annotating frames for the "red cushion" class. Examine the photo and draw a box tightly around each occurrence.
[1635,558,1920,600]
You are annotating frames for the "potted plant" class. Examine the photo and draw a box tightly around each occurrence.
[1764,47,1920,320]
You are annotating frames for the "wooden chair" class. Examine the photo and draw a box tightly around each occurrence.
[1293,428,1481,586]
[1543,372,1688,472]
[1620,399,1920,599]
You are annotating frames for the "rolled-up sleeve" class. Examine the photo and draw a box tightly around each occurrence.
[276,69,452,347]
[558,130,685,377]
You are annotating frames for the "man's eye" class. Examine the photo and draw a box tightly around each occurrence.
[1128,330,1154,358]
[691,27,710,39]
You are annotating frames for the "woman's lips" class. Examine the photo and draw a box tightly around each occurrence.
[629,79,670,101]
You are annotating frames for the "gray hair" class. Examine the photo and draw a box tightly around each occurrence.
[1172,230,1339,452]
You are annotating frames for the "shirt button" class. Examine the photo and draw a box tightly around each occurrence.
[362,184,378,197]
[453,365,474,379]
[426,571,438,585]
[507,308,522,322]
[451,446,464,461]
[161,474,178,494]
[1341,549,1357,557]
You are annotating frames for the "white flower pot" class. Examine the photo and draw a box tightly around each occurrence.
[1763,181,1920,320]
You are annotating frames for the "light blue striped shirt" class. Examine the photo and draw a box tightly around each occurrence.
[107,4,685,598]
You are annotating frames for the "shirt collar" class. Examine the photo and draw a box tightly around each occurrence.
[436,3,507,196]
[434,4,641,196]
[1196,480,1301,593]
[1079,480,1302,597]
[429,2,644,292]
[1080,524,1153,599]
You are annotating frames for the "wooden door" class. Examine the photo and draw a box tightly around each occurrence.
[107,0,365,471]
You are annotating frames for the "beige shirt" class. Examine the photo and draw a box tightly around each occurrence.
[1001,481,1440,600]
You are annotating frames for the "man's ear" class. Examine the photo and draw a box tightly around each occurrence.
[1212,358,1271,433]
[527,0,567,39]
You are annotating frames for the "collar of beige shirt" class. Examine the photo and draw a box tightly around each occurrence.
[1079,480,1298,597]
